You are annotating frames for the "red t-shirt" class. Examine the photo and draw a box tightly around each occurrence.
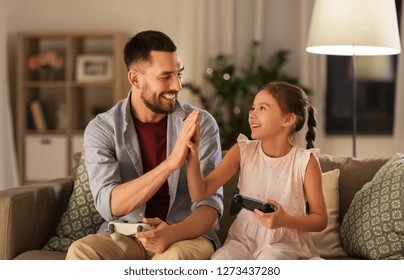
[133,115,169,221]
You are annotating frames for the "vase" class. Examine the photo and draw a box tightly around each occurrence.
[38,66,58,81]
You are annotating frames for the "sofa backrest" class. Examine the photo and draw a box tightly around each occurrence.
[318,154,390,224]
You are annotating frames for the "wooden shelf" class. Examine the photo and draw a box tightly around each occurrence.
[16,30,129,182]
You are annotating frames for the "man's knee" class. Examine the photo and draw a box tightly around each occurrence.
[66,235,99,260]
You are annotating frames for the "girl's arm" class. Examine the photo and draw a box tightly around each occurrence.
[187,136,240,202]
[254,154,328,232]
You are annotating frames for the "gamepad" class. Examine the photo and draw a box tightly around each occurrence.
[108,221,152,240]
[230,194,276,216]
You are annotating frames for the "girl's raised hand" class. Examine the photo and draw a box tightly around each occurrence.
[187,115,200,160]
[252,200,285,229]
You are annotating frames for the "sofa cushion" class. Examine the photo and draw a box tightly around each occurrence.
[310,169,347,258]
[340,153,404,259]
[319,154,389,224]
[42,153,104,252]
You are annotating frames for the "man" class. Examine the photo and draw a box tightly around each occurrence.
[66,30,223,260]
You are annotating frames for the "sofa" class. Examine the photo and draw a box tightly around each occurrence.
[1,152,403,260]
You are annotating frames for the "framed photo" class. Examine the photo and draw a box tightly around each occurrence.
[76,55,112,82]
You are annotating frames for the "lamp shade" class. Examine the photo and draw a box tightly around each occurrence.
[306,0,401,56]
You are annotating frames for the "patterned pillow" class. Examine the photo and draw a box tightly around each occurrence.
[340,153,404,259]
[43,152,104,252]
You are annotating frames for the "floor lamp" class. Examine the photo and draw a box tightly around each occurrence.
[306,0,401,157]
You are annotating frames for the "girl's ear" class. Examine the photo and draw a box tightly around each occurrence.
[283,113,296,128]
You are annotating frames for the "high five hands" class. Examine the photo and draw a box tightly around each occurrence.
[167,110,200,171]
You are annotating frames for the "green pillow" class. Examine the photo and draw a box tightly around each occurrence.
[43,152,104,252]
[340,153,404,259]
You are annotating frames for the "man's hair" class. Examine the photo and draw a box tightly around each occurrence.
[123,30,177,69]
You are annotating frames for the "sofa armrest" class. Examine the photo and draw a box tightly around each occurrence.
[0,177,74,260]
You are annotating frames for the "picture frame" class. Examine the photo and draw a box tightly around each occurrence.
[76,55,113,82]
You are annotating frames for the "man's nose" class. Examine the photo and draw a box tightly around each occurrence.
[171,75,182,92]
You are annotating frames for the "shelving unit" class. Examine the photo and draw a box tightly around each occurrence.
[16,31,129,182]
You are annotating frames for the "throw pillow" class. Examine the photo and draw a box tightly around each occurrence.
[43,152,104,252]
[309,169,348,258]
[340,153,404,259]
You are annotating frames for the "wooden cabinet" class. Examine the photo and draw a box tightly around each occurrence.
[16,31,129,182]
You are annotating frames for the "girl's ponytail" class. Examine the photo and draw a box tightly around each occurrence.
[305,104,317,149]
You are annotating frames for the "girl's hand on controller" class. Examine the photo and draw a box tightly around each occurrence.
[253,200,285,229]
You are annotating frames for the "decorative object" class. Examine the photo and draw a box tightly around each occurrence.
[42,152,104,252]
[76,55,112,82]
[306,0,401,157]
[26,51,64,81]
[340,153,404,259]
[184,41,310,149]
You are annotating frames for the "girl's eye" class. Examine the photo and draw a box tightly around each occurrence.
[259,106,266,110]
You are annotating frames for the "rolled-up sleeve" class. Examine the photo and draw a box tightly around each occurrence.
[84,116,121,221]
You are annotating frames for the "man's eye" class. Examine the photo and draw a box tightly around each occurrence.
[160,76,170,80]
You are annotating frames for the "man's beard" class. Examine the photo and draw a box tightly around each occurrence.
[140,86,177,114]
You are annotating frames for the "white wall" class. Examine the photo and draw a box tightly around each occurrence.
[5,0,401,157]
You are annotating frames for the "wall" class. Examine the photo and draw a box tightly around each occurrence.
[5,0,401,157]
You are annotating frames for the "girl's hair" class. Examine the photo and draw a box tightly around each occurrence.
[263,81,316,149]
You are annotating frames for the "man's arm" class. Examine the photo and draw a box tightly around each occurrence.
[110,110,200,216]
[136,109,223,253]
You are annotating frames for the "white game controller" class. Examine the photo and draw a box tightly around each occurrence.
[108,221,152,241]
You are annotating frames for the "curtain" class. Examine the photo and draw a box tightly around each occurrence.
[394,4,404,152]
[297,0,327,149]
[0,0,19,189]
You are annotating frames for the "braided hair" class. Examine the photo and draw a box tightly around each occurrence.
[263,81,316,149]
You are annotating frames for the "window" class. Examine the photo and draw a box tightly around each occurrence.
[325,0,401,135]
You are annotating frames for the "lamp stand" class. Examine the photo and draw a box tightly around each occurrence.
[352,49,357,157]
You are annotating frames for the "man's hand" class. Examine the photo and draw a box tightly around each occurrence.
[166,110,200,171]
[135,217,177,254]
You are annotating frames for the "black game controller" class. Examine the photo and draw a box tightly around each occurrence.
[230,194,276,216]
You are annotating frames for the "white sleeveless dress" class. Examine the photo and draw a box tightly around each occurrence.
[211,134,321,260]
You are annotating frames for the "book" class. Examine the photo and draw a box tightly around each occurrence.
[26,103,36,130]
[30,100,48,132]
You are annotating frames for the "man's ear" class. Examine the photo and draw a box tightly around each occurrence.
[128,69,141,88]
[283,113,296,128]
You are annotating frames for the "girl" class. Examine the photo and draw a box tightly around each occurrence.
[186,81,327,259]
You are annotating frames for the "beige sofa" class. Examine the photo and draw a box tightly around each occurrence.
[0,154,395,260]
